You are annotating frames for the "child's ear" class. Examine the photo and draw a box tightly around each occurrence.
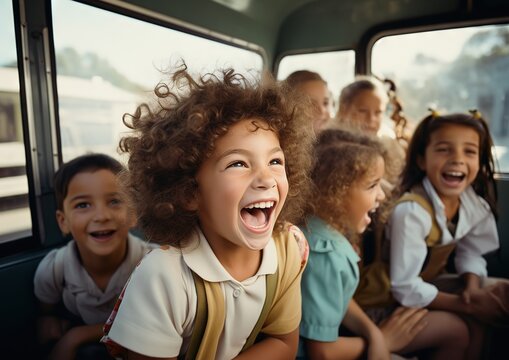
[417,155,426,171]
[127,210,137,228]
[186,196,199,211]
[56,210,70,235]
[184,190,200,211]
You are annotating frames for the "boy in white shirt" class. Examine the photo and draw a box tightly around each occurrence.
[34,153,151,360]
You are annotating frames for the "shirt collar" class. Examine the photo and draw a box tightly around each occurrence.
[64,234,145,294]
[422,176,491,238]
[183,227,277,283]
[422,177,445,212]
[304,216,360,263]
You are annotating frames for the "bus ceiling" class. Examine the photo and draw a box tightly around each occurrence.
[103,0,509,69]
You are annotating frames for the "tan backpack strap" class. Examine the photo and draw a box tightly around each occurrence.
[195,281,225,359]
[241,269,279,351]
[420,243,456,282]
[372,220,385,262]
[185,271,208,360]
[186,271,226,360]
[397,192,441,246]
[187,227,291,358]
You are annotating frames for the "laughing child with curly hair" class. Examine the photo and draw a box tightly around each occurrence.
[101,64,314,359]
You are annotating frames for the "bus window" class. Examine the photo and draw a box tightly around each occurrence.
[277,50,355,117]
[0,1,32,244]
[372,24,509,173]
[51,0,264,162]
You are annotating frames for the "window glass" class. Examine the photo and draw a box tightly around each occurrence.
[277,51,355,117]
[0,1,32,243]
[372,24,509,172]
[52,0,263,162]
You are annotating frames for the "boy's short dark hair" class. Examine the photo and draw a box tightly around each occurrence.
[54,153,124,210]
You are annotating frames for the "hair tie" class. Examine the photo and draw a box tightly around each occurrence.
[469,109,482,120]
[428,108,440,118]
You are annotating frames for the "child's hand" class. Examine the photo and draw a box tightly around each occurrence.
[37,316,70,345]
[379,307,428,352]
[462,283,482,305]
[468,283,509,326]
[366,329,391,360]
[48,327,81,360]
[461,273,482,304]
[48,324,104,360]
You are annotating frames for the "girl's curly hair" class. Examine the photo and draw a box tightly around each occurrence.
[306,128,388,242]
[119,63,314,246]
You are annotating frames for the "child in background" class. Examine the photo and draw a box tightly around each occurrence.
[387,111,508,359]
[101,65,314,359]
[34,153,151,360]
[336,76,405,196]
[336,76,389,136]
[285,70,332,133]
[298,129,431,360]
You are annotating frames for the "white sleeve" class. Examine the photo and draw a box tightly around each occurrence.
[387,202,439,308]
[107,249,195,358]
[455,211,499,277]
[33,249,62,304]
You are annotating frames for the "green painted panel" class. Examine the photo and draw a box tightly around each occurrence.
[277,0,461,55]
[0,254,45,357]
[120,0,279,60]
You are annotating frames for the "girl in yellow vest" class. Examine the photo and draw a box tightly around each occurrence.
[100,64,314,359]
[387,111,507,359]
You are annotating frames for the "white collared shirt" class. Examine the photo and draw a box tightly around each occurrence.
[34,233,151,324]
[386,177,499,307]
[106,228,278,359]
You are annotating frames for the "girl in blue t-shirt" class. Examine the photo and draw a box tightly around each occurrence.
[298,128,468,360]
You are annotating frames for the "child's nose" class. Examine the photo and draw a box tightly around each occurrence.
[451,149,465,164]
[253,167,276,189]
[377,186,386,202]
[370,112,381,125]
[94,204,112,221]
[321,105,330,118]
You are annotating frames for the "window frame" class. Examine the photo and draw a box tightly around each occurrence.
[0,0,267,258]
[362,15,509,176]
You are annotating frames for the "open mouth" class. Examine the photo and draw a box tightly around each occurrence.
[89,229,115,240]
[442,171,466,184]
[240,201,276,230]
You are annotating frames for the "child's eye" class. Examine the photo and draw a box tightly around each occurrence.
[75,202,90,209]
[227,161,247,169]
[269,158,284,166]
[368,181,379,190]
[436,147,449,153]
[110,198,122,206]
[465,148,478,155]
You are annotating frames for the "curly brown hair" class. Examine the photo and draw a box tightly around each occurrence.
[119,64,314,246]
[307,128,388,240]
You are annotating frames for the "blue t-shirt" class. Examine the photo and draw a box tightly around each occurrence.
[298,216,360,357]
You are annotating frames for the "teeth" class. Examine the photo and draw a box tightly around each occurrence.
[245,201,274,209]
[445,171,464,177]
[92,230,112,235]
